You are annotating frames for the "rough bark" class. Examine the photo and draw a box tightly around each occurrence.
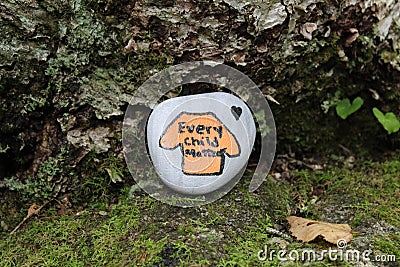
[0,0,399,204]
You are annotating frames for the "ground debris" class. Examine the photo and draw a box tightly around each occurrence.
[287,216,353,245]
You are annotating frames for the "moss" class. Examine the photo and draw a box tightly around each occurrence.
[291,160,400,227]
[1,159,399,265]
[71,150,130,205]
[373,234,400,261]
[0,0,172,208]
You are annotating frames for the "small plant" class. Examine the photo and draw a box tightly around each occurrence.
[101,152,127,184]
[3,177,26,191]
[3,152,66,202]
[372,107,400,134]
[335,97,364,119]
[321,91,341,113]
[333,95,399,135]
[0,145,9,153]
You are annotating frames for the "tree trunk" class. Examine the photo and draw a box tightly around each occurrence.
[0,0,399,203]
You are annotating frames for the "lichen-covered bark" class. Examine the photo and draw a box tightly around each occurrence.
[0,0,399,204]
[127,0,400,153]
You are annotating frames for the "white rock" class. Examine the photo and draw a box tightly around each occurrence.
[147,92,256,195]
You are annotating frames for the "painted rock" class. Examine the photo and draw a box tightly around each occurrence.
[147,92,256,195]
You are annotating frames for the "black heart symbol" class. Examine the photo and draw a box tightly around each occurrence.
[231,106,242,120]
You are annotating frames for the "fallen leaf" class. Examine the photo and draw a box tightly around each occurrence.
[286,216,353,245]
[10,200,52,235]
[27,203,40,217]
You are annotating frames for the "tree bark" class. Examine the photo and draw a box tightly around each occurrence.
[0,0,399,201]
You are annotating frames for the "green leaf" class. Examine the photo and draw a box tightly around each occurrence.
[0,145,9,153]
[336,97,364,119]
[372,108,400,134]
[105,168,123,183]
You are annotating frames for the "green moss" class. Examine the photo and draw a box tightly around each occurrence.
[1,159,400,265]
[373,234,400,260]
[72,151,130,204]
[292,160,400,227]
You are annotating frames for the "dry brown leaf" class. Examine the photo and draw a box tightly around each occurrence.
[286,216,353,245]
[27,203,40,217]
[10,200,52,235]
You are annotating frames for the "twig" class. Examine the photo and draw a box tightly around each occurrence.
[10,175,64,235]
[338,144,351,154]
[277,154,319,170]
[10,186,61,235]
[10,199,52,235]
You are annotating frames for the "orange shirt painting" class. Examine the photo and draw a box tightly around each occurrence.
[159,112,241,175]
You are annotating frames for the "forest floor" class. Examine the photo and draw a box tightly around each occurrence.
[0,156,399,266]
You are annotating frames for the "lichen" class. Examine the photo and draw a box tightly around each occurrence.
[67,126,112,153]
[252,2,287,33]
[79,69,132,120]
[221,0,287,33]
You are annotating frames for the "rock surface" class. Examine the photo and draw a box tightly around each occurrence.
[147,92,256,195]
